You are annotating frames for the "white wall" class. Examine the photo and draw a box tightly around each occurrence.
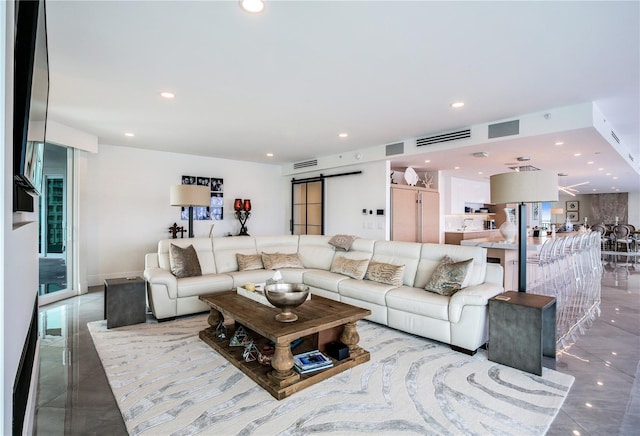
[285,160,389,240]
[83,144,286,286]
[2,1,40,432]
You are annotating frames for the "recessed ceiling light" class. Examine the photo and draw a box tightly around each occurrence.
[555,141,564,146]
[124,132,134,137]
[478,171,483,175]
[587,161,594,164]
[454,166,460,170]
[338,133,348,138]
[240,0,264,13]
[598,168,604,171]
[266,153,274,157]
[613,176,618,180]
[606,173,612,176]
[160,91,175,99]
[574,153,582,157]
[424,160,431,163]
[450,101,465,108]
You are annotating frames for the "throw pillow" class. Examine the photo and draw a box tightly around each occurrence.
[364,261,405,287]
[169,244,202,278]
[261,252,304,270]
[236,253,264,271]
[330,256,369,280]
[424,255,473,296]
[328,234,357,251]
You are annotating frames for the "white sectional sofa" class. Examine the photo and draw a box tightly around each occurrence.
[143,235,504,353]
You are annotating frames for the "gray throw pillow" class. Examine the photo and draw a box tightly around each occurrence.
[424,255,473,296]
[169,244,202,278]
[329,234,357,251]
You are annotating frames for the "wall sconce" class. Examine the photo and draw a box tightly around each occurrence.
[234,198,252,236]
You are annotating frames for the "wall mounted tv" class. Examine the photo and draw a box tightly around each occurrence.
[13,0,49,209]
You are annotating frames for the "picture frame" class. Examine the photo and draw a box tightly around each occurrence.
[567,211,579,222]
[566,201,579,212]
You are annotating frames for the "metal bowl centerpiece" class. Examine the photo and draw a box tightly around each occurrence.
[264,283,309,322]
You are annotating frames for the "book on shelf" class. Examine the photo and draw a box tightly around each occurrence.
[293,350,333,373]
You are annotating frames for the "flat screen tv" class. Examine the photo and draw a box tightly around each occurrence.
[13,0,49,205]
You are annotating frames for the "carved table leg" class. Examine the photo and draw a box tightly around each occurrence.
[341,321,366,360]
[267,342,299,387]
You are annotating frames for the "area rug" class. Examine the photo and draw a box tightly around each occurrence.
[88,315,574,435]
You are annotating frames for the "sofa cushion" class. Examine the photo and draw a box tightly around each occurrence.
[262,252,304,270]
[424,255,473,296]
[364,261,404,287]
[414,244,487,289]
[339,278,397,305]
[169,244,202,278]
[236,253,264,271]
[329,234,357,251]
[176,273,233,298]
[298,235,336,270]
[371,241,422,287]
[212,236,257,274]
[330,256,369,280]
[303,270,349,293]
[159,238,217,275]
[386,286,450,321]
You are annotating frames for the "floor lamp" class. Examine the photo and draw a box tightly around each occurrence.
[490,171,558,292]
[170,185,211,238]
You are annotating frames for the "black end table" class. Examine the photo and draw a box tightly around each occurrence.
[104,277,147,329]
[488,291,556,376]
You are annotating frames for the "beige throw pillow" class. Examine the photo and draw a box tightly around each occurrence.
[329,234,357,251]
[261,252,304,270]
[424,255,473,296]
[364,261,405,287]
[236,253,264,271]
[169,244,202,278]
[330,256,369,280]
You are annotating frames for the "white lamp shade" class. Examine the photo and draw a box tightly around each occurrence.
[490,171,559,204]
[550,208,564,215]
[170,185,211,207]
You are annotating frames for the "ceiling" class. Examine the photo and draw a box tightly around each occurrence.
[44,1,639,194]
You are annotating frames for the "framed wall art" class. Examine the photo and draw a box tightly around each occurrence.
[566,201,579,212]
[181,175,224,220]
[567,211,579,222]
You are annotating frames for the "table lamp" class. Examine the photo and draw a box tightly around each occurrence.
[490,170,558,292]
[170,185,211,238]
[551,208,564,225]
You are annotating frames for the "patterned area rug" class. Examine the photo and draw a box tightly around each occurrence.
[88,315,573,435]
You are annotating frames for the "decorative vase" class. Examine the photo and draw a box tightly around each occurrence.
[499,208,517,243]
[564,218,573,232]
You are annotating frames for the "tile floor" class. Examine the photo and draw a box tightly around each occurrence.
[34,260,639,435]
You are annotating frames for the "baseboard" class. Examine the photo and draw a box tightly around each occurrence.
[21,338,40,436]
[88,271,144,287]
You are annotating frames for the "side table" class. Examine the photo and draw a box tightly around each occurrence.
[104,277,147,329]
[488,291,556,376]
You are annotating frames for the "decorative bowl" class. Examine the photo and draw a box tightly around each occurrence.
[264,283,310,322]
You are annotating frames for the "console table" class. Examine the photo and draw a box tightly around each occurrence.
[488,291,556,376]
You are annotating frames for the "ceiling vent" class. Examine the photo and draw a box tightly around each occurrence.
[488,119,520,138]
[508,165,540,172]
[293,159,318,170]
[385,142,404,156]
[416,129,471,147]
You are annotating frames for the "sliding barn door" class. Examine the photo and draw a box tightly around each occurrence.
[291,180,324,235]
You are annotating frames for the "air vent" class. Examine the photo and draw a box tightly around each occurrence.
[508,165,540,172]
[488,120,520,138]
[385,142,404,156]
[611,130,620,144]
[293,159,318,169]
[416,129,471,147]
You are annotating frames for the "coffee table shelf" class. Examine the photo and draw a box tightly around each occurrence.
[199,291,371,400]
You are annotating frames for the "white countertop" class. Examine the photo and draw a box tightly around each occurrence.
[459,232,579,252]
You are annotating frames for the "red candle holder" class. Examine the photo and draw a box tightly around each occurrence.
[234,198,243,211]
[243,199,252,212]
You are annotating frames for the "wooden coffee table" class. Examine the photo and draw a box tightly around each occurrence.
[198,291,371,400]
